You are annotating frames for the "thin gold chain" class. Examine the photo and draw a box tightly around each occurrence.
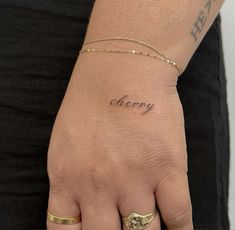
[84,37,169,59]
[82,37,181,75]
[79,48,181,75]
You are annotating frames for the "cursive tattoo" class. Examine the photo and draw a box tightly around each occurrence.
[191,0,217,42]
[109,95,154,115]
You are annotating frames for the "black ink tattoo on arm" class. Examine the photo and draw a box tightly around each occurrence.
[109,95,154,115]
[191,0,217,42]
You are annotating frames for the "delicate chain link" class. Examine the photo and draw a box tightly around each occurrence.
[79,48,181,75]
[82,37,181,75]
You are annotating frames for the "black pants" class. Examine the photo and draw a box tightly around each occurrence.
[0,1,230,229]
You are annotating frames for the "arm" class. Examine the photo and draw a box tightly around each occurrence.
[47,1,224,230]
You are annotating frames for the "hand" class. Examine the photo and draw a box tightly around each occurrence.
[46,55,193,230]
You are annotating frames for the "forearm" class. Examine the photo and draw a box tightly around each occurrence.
[81,0,224,74]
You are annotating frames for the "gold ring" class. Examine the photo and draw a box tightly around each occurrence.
[47,211,81,225]
[122,210,156,230]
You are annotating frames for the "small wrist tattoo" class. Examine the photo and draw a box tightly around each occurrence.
[109,95,154,115]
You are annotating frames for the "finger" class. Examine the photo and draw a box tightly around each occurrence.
[47,189,82,230]
[80,193,122,230]
[119,184,161,230]
[122,210,161,230]
[155,171,193,230]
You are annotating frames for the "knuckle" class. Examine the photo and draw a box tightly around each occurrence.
[82,162,116,194]
[48,165,64,180]
[141,151,173,176]
[86,167,104,194]
[47,153,67,186]
[47,161,66,191]
[165,202,192,226]
[140,147,187,175]
[48,173,66,194]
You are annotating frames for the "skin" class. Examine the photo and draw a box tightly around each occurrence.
[46,0,225,229]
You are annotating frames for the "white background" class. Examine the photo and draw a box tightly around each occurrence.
[221,1,235,229]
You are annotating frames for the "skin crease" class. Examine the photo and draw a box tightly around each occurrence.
[46,1,225,230]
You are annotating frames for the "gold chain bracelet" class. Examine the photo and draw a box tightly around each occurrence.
[79,48,181,75]
[82,36,181,75]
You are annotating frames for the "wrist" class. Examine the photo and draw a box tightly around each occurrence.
[60,54,180,126]
[74,52,179,89]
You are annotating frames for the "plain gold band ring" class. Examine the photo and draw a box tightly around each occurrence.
[47,211,81,225]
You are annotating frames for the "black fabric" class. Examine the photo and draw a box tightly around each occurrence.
[0,1,230,229]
